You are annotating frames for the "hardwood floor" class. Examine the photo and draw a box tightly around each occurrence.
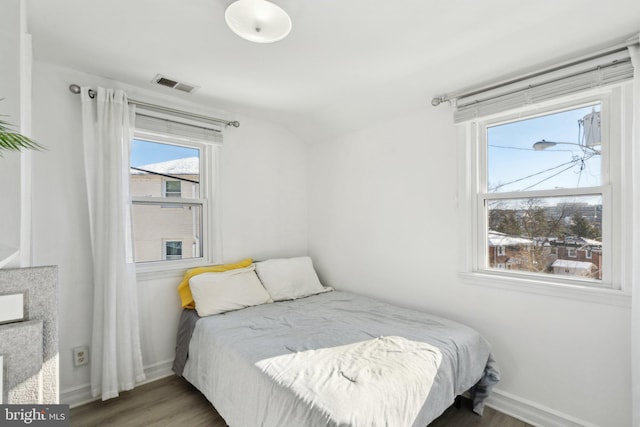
[428,398,532,427]
[70,375,532,427]
[70,376,225,427]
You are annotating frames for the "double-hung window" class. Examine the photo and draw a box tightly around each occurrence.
[481,101,607,282]
[456,47,634,298]
[129,108,222,270]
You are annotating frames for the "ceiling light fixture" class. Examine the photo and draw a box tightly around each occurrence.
[225,0,292,43]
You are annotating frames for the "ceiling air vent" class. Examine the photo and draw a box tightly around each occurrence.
[174,82,197,93]
[152,74,199,94]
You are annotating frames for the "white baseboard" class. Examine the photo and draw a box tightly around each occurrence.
[61,359,174,408]
[485,388,597,427]
[139,359,175,386]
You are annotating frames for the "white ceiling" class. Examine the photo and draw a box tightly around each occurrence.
[27,0,640,142]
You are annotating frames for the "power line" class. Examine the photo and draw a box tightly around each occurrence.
[492,158,581,191]
[130,166,200,184]
[522,162,581,191]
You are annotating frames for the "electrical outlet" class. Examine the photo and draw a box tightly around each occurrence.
[73,346,89,367]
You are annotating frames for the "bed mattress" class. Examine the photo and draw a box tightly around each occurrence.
[180,290,498,427]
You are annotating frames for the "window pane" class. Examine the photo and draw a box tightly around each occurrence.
[165,241,183,260]
[132,202,203,263]
[487,104,601,193]
[130,139,200,198]
[165,180,182,198]
[487,195,602,280]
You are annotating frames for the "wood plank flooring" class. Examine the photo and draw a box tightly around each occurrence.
[70,375,532,427]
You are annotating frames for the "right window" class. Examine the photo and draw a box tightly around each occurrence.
[479,100,610,285]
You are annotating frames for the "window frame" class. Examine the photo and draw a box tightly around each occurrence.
[457,85,632,306]
[131,130,216,275]
[476,94,612,286]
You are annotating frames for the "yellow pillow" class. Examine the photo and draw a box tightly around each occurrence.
[178,258,253,309]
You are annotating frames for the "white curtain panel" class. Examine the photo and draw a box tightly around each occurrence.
[81,87,145,400]
[629,42,640,427]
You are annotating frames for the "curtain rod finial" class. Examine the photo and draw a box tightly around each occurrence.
[69,84,81,94]
[431,96,445,107]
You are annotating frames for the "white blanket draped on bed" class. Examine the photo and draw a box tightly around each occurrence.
[256,336,442,427]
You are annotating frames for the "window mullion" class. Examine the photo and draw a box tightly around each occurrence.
[482,186,605,201]
[132,196,205,205]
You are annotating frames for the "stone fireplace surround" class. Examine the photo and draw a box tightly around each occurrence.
[0,266,58,404]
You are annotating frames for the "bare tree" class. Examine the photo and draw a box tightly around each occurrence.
[489,198,574,274]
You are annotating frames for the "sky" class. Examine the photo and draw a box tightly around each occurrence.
[487,104,601,194]
[130,139,199,168]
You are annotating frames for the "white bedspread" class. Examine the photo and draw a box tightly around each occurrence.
[256,336,442,427]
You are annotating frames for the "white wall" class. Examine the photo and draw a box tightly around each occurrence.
[29,61,308,404]
[0,0,28,268]
[308,106,631,427]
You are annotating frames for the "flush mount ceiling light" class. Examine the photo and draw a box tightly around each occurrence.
[225,0,292,43]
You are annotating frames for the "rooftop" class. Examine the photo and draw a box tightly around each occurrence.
[551,259,595,270]
[131,157,199,176]
[488,231,534,247]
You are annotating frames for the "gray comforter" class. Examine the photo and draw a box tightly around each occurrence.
[177,290,499,426]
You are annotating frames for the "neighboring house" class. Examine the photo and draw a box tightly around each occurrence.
[130,157,200,263]
[551,259,598,277]
[550,236,602,279]
[488,231,602,279]
[487,230,535,270]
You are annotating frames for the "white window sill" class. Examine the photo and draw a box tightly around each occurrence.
[135,258,210,281]
[459,271,631,308]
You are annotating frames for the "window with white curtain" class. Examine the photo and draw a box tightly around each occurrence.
[456,47,634,300]
[130,108,221,270]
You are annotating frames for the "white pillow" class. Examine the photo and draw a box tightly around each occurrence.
[189,265,272,317]
[255,256,330,301]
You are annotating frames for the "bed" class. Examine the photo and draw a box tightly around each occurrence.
[172,258,499,427]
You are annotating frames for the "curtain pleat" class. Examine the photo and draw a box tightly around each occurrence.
[81,86,145,400]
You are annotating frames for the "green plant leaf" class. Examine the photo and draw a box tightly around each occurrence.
[0,116,44,156]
